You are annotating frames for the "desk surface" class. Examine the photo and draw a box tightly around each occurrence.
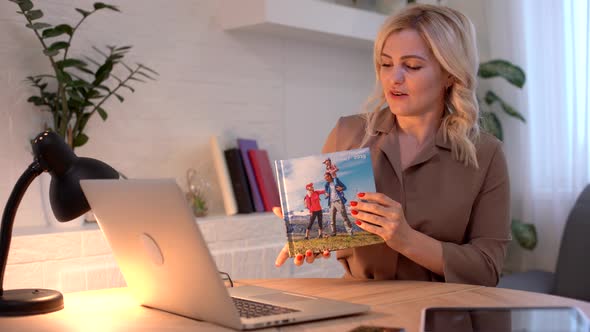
[2,278,589,332]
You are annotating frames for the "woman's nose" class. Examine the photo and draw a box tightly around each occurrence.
[388,67,405,84]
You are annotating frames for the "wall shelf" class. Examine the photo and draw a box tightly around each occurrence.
[217,0,388,49]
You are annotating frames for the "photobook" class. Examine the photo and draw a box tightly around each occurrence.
[274,148,384,257]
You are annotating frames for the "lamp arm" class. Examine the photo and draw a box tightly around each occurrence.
[0,161,44,295]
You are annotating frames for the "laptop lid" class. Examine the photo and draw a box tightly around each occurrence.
[81,178,243,329]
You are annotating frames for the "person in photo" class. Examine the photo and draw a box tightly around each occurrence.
[303,183,326,240]
[324,173,354,237]
[323,158,339,179]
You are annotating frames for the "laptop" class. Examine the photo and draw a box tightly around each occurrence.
[80,178,369,330]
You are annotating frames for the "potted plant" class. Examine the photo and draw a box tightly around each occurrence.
[9,0,157,149]
[477,59,537,251]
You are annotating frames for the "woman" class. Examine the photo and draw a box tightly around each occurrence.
[274,4,510,287]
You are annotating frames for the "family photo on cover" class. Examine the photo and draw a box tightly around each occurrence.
[275,148,384,256]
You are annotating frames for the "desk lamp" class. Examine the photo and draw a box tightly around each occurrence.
[0,131,119,316]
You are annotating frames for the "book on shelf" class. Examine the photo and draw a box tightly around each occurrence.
[248,149,281,212]
[238,138,265,212]
[224,148,255,214]
[274,147,383,257]
[210,136,238,216]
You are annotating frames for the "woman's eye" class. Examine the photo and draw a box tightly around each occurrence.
[405,64,422,70]
[381,63,392,68]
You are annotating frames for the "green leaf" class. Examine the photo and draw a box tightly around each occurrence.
[68,80,92,88]
[511,219,537,250]
[75,8,91,17]
[55,69,72,83]
[42,27,67,38]
[73,133,89,147]
[54,24,74,36]
[95,85,111,92]
[43,49,59,57]
[86,89,102,99]
[480,111,503,141]
[478,60,526,88]
[93,2,120,11]
[93,61,113,85]
[27,96,44,106]
[47,41,69,52]
[72,66,95,76]
[78,113,91,131]
[18,0,33,11]
[484,91,526,123]
[115,45,132,52]
[25,9,43,20]
[97,107,108,120]
[114,93,124,102]
[57,59,88,69]
[25,22,51,30]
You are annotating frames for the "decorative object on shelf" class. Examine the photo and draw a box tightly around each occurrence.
[0,131,120,316]
[9,0,158,149]
[476,60,537,250]
[185,168,210,218]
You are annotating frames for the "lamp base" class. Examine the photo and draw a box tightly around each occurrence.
[0,289,64,316]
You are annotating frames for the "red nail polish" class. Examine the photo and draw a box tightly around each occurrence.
[351,209,358,215]
[355,220,362,225]
[350,201,358,207]
[296,254,303,261]
[306,251,313,257]
[358,192,365,198]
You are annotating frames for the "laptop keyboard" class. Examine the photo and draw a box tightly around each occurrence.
[231,297,299,318]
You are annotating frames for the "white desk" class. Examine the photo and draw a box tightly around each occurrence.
[2,278,589,332]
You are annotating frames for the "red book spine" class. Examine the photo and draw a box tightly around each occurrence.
[247,149,280,211]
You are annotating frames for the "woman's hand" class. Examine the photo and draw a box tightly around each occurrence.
[349,192,413,251]
[272,207,331,266]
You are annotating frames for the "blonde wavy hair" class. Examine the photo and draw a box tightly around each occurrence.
[362,4,480,168]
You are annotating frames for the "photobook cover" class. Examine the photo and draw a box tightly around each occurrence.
[275,147,384,257]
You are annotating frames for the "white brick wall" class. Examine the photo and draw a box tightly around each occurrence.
[4,214,343,293]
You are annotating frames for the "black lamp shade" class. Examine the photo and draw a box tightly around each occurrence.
[32,131,120,222]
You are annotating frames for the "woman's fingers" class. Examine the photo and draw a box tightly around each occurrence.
[276,245,330,267]
[294,254,304,266]
[272,206,283,219]
[356,192,401,208]
[274,243,290,267]
[355,219,384,238]
[305,249,315,264]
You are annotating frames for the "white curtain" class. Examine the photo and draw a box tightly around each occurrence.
[518,0,590,271]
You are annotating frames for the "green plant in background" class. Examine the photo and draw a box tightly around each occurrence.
[477,59,537,250]
[9,0,158,149]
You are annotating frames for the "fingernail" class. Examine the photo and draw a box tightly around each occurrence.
[351,209,358,215]
[350,201,358,207]
[323,251,330,257]
[306,251,313,257]
[358,192,365,198]
[355,220,362,225]
[296,254,303,261]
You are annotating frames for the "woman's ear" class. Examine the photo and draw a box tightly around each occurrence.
[445,75,454,89]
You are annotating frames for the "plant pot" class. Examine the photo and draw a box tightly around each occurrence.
[39,172,85,228]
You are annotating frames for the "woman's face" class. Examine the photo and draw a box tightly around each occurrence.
[379,29,448,119]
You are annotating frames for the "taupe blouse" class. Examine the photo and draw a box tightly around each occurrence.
[321,109,511,286]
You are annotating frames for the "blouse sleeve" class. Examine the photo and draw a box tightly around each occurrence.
[440,143,512,286]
